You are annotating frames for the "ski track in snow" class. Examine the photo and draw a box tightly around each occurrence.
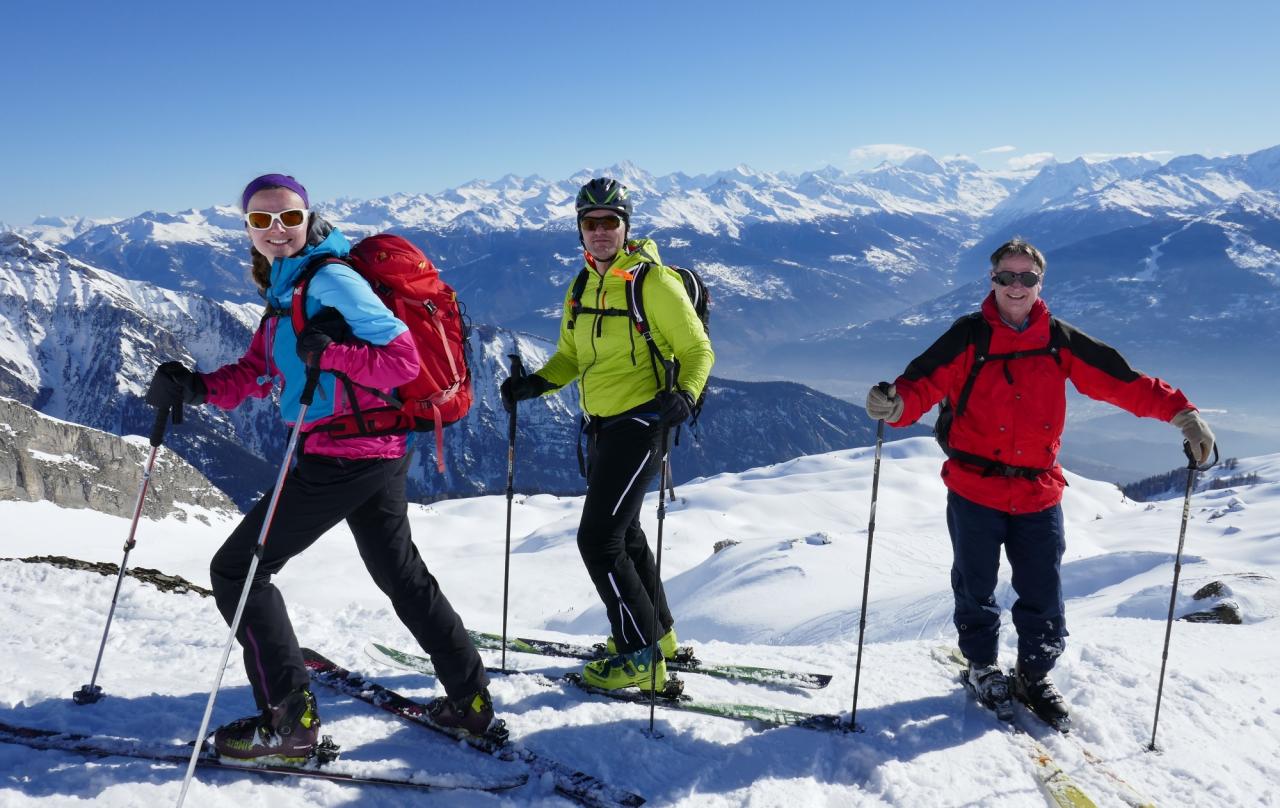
[1,437,1278,806]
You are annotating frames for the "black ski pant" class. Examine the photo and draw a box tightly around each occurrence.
[946,491,1068,675]
[209,452,487,710]
[577,414,673,655]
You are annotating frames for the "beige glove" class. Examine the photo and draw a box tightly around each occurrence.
[865,383,904,422]
[1171,409,1215,464]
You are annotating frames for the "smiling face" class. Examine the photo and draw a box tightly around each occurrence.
[991,253,1042,326]
[245,187,309,261]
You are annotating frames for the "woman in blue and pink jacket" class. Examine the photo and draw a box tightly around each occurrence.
[146,173,494,762]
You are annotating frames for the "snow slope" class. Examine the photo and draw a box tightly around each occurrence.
[1,438,1277,806]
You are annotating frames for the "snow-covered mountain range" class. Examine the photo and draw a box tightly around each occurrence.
[6,144,1280,489]
[0,233,906,508]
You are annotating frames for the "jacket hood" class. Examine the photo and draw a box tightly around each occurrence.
[265,228,352,308]
[618,238,662,269]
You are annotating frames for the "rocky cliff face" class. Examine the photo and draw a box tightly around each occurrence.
[0,397,237,522]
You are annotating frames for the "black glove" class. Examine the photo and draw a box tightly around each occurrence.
[296,308,351,368]
[500,373,554,413]
[655,389,695,428]
[146,361,206,409]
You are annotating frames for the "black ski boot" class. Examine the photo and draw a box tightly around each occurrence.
[1013,665,1071,733]
[427,687,497,738]
[213,687,322,763]
[966,662,1014,721]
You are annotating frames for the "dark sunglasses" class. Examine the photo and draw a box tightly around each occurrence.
[580,215,623,232]
[992,270,1042,288]
[244,209,309,230]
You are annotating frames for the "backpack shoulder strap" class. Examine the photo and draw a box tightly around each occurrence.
[622,263,667,391]
[952,314,991,418]
[624,263,657,339]
[566,267,591,331]
[289,256,351,335]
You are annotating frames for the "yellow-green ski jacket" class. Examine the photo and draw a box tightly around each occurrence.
[535,239,714,417]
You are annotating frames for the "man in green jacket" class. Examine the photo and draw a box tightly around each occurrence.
[501,177,714,690]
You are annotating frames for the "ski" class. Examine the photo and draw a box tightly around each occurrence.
[367,641,847,733]
[0,718,525,793]
[466,629,832,690]
[303,647,646,808]
[935,647,1155,808]
[933,647,1096,808]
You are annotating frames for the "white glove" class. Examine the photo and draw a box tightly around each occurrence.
[1171,409,1215,464]
[865,383,904,422]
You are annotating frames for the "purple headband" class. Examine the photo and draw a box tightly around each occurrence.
[240,173,309,211]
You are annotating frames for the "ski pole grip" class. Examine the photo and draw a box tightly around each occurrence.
[663,358,680,394]
[149,406,170,447]
[508,353,525,379]
[1182,440,1220,471]
[1181,440,1195,467]
[300,367,321,406]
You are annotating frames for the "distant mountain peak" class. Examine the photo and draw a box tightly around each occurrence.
[899,153,946,174]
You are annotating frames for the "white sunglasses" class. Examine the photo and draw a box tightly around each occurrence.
[244,209,310,230]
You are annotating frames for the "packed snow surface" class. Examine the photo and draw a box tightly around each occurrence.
[1,438,1277,806]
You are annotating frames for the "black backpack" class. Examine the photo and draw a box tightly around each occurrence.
[568,262,711,422]
[934,313,1065,479]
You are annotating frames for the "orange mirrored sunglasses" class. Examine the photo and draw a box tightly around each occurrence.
[244,209,309,230]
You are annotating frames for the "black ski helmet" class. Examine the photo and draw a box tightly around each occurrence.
[575,177,633,226]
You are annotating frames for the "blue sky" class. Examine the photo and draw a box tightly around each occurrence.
[3,0,1277,224]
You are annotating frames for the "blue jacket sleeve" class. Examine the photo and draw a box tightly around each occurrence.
[306,264,408,346]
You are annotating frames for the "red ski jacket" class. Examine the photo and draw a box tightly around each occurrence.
[891,294,1194,514]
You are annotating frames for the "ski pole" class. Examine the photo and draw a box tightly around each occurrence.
[849,401,887,732]
[647,359,678,737]
[1148,440,1218,752]
[74,403,182,705]
[176,369,320,807]
[499,353,525,673]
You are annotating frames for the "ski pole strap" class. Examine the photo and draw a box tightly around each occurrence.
[149,406,171,447]
[508,354,524,441]
[1184,441,1220,472]
[300,367,322,406]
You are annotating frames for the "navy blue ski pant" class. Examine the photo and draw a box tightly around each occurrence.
[578,413,674,655]
[209,452,487,710]
[946,491,1067,675]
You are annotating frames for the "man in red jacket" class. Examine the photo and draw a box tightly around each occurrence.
[865,238,1215,730]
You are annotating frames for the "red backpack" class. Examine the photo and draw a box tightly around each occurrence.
[291,234,472,472]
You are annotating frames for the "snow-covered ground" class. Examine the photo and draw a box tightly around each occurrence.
[1,437,1277,806]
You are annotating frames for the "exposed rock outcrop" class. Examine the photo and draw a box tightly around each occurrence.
[0,397,237,522]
